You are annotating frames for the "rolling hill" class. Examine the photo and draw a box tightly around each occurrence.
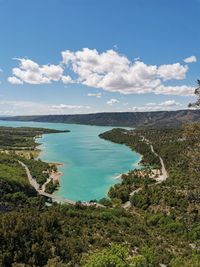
[1,109,200,128]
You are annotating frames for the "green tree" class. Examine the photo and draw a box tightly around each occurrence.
[130,255,147,267]
[82,244,129,267]
[188,80,200,108]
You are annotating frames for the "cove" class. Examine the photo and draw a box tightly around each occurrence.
[0,120,141,201]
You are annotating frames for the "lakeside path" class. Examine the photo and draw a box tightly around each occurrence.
[41,177,51,192]
[18,160,40,191]
[123,137,168,209]
[18,160,104,207]
[18,160,76,205]
[149,143,168,183]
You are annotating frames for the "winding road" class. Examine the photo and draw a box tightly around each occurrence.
[122,136,168,209]
[18,160,76,205]
[149,143,168,183]
[18,160,40,190]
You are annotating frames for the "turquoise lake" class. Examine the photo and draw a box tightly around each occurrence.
[0,120,141,201]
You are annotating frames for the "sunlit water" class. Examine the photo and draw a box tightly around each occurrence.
[0,120,141,201]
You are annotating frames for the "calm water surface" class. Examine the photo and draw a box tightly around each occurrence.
[0,120,141,201]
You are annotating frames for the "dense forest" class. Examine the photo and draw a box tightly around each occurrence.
[0,124,200,266]
[2,109,200,128]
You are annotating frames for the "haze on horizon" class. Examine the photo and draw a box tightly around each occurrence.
[0,0,199,115]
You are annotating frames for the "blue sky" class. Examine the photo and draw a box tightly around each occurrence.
[0,0,199,115]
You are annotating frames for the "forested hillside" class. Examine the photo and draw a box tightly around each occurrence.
[2,109,200,128]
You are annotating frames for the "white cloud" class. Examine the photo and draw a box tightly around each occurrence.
[0,101,91,115]
[158,100,180,107]
[153,85,194,95]
[145,100,180,107]
[8,58,73,85]
[157,63,188,81]
[184,56,197,63]
[87,92,102,98]
[0,99,184,115]
[132,100,181,112]
[51,104,90,110]
[61,75,74,84]
[61,48,194,96]
[8,76,23,85]
[134,57,141,61]
[8,49,195,96]
[107,98,119,105]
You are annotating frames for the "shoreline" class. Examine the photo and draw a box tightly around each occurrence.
[50,168,63,184]
[113,154,143,180]
[42,161,63,193]
[37,130,144,200]
[35,136,64,193]
[36,127,144,201]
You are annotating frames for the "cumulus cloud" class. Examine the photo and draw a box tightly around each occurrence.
[132,100,181,112]
[107,98,119,105]
[8,76,23,84]
[8,58,73,85]
[8,49,195,96]
[87,92,102,98]
[157,63,188,81]
[61,75,74,84]
[184,56,197,63]
[61,48,194,95]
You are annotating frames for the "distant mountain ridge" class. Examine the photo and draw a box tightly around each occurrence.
[1,109,200,128]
